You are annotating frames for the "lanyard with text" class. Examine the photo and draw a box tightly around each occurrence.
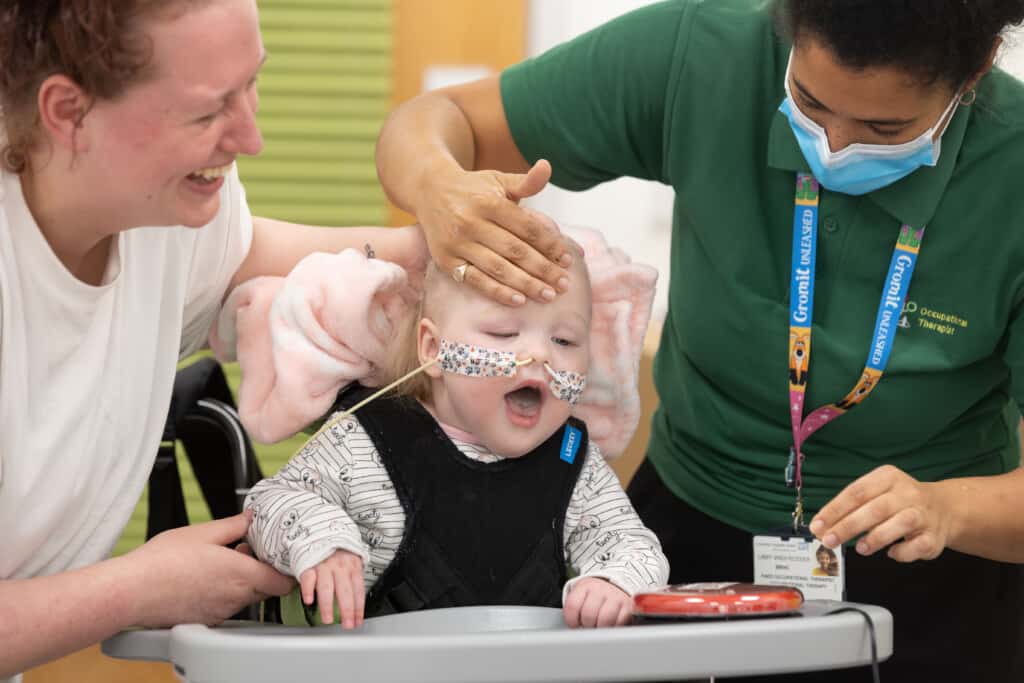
[786,172,924,530]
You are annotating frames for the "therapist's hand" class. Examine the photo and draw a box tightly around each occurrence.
[299,549,365,629]
[563,577,633,628]
[810,465,957,562]
[414,159,574,306]
[126,511,294,627]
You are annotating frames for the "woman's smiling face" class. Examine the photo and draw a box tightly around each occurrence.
[74,0,266,230]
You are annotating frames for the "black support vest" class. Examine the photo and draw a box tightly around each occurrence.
[335,386,587,617]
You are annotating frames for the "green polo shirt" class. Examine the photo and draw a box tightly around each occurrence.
[501,0,1024,532]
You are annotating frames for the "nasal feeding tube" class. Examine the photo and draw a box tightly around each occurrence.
[435,339,587,406]
[323,338,588,432]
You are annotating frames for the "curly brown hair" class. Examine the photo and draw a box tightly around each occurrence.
[0,0,209,173]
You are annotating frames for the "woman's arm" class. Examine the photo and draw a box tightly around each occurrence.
[811,464,1024,563]
[0,557,138,677]
[375,1,680,307]
[0,514,292,677]
[230,219,429,291]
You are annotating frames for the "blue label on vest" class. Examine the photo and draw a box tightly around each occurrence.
[560,425,582,464]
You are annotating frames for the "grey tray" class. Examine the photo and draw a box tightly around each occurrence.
[103,601,891,682]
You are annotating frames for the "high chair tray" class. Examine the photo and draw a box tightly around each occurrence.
[103,602,891,682]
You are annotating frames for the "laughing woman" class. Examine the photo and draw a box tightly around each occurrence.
[0,2,426,678]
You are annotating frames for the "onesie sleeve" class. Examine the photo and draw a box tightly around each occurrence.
[562,442,670,600]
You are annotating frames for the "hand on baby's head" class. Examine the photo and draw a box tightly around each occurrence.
[299,549,365,629]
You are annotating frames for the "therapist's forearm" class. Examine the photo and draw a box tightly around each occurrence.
[375,92,477,216]
[0,555,141,677]
[935,466,1024,563]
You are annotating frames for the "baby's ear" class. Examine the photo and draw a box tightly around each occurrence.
[417,318,444,378]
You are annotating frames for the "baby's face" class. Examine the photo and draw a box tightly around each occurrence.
[423,263,591,457]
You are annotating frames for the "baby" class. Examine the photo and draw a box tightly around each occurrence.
[245,250,668,629]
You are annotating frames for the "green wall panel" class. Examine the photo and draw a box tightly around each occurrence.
[240,0,391,227]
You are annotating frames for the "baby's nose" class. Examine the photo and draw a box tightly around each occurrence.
[528,334,563,362]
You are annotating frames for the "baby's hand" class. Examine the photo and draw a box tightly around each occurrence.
[299,549,365,629]
[563,577,633,628]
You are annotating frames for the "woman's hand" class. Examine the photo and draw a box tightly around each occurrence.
[563,577,634,628]
[414,159,575,306]
[127,512,295,627]
[810,465,959,562]
[299,550,365,629]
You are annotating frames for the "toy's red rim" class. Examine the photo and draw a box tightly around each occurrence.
[633,583,804,617]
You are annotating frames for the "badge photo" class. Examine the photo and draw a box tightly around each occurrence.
[753,533,845,602]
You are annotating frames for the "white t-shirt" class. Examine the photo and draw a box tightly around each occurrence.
[0,166,253,580]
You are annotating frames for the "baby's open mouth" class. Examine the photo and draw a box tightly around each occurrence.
[505,385,542,417]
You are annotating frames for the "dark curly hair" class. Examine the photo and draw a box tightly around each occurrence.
[776,0,1024,89]
[0,0,209,173]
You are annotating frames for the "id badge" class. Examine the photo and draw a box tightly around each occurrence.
[753,527,845,601]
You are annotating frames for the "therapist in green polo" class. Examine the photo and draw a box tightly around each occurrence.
[375,0,1024,680]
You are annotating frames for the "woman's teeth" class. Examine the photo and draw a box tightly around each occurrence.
[188,163,231,183]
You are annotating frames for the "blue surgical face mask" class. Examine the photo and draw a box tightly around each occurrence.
[778,52,961,196]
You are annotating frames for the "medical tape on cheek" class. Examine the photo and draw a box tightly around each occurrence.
[543,364,587,406]
[437,339,525,377]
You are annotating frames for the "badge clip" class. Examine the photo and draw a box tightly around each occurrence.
[784,447,797,489]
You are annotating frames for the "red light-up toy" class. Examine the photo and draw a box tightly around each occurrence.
[633,582,804,619]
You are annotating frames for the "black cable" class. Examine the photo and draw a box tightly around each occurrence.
[824,606,881,683]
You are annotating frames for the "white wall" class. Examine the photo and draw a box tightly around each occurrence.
[1002,27,1024,77]
[524,3,1024,321]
